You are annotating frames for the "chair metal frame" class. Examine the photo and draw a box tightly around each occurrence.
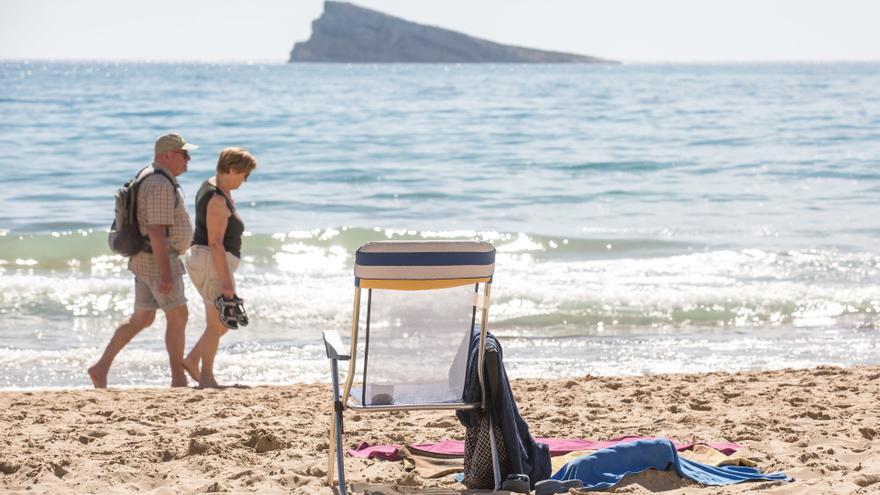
[322,241,500,494]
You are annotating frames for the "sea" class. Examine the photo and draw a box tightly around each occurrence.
[1,61,879,389]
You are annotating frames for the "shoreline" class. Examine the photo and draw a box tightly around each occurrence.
[2,365,878,494]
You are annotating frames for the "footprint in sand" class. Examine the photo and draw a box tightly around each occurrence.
[77,430,108,444]
[244,429,285,453]
[854,474,880,488]
[0,461,20,475]
[186,438,210,456]
[190,427,218,437]
[803,410,832,420]
[203,481,225,492]
[798,451,820,463]
[425,419,456,428]
[49,462,68,478]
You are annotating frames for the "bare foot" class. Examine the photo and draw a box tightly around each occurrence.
[87,365,107,389]
[198,376,221,389]
[171,374,188,388]
[181,357,201,382]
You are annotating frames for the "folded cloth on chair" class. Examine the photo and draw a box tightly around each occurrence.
[348,440,467,460]
[551,439,792,489]
[400,446,465,478]
[456,332,551,488]
[679,444,758,468]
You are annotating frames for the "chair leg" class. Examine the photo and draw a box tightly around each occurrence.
[487,413,502,492]
[327,407,336,486]
[330,358,348,495]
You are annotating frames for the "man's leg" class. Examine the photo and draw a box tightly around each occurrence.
[163,303,189,387]
[88,309,156,388]
[152,271,190,388]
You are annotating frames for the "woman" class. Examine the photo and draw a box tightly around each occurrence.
[183,147,257,388]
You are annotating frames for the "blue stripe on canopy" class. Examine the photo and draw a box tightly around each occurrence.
[356,250,495,267]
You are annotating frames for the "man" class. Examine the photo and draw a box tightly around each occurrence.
[89,133,196,388]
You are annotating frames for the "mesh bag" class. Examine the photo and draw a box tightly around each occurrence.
[462,410,509,489]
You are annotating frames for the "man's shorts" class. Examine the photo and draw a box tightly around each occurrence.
[185,245,240,305]
[134,274,187,311]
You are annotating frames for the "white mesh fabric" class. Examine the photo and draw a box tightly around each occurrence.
[358,284,478,406]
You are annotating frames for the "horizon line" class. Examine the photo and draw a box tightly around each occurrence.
[3,57,880,65]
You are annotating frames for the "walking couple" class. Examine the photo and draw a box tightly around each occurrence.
[88,133,256,388]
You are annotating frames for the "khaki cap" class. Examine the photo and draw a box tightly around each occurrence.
[154,133,199,154]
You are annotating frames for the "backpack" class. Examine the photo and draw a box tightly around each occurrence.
[107,166,177,257]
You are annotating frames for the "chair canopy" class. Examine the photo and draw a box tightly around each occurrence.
[354,240,495,290]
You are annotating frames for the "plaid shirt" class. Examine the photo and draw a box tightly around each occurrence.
[128,163,193,280]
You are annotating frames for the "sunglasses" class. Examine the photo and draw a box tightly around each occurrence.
[174,150,191,160]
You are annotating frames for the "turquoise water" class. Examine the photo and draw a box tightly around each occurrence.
[1,62,879,388]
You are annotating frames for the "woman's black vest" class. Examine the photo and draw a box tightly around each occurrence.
[191,179,244,258]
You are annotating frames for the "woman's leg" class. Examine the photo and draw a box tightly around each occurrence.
[182,303,230,383]
[197,301,229,388]
[186,250,237,387]
[182,331,204,382]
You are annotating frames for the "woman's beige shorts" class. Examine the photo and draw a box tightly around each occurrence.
[186,245,240,305]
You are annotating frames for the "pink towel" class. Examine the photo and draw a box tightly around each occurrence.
[408,439,466,457]
[348,442,402,460]
[348,437,742,461]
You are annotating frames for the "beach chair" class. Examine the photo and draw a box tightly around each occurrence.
[322,240,499,494]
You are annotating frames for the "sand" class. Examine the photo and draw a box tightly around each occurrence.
[1,365,879,494]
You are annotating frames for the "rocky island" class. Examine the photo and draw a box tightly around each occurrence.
[289,1,615,64]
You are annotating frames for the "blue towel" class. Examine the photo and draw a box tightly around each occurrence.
[551,439,791,490]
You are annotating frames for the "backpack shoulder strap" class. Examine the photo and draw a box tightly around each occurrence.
[138,166,180,207]
[149,167,174,184]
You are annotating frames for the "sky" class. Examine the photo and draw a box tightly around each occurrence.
[1,0,879,63]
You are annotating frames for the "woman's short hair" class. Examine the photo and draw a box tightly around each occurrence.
[216,147,257,174]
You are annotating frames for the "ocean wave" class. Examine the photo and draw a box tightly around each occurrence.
[0,228,695,269]
[2,229,878,332]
